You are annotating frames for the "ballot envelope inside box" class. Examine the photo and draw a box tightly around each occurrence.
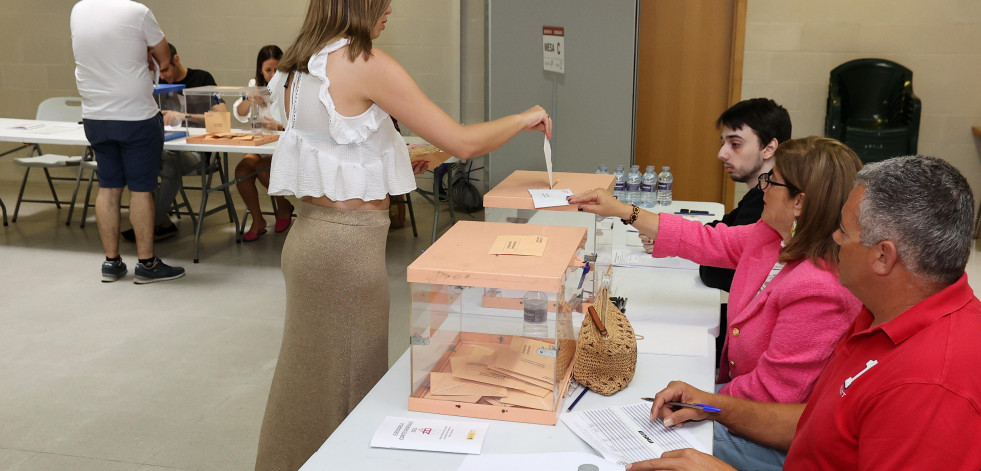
[406,220,588,425]
[181,85,279,146]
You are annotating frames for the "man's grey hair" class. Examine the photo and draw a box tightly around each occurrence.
[855,155,974,285]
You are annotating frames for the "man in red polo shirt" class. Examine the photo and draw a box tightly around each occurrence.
[628,155,981,470]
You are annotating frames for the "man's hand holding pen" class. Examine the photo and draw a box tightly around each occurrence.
[648,380,716,427]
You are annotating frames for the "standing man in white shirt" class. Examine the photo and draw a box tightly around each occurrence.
[71,0,185,284]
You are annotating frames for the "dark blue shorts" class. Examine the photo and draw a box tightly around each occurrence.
[82,114,164,192]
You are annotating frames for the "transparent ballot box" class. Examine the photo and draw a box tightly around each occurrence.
[180,86,279,146]
[484,170,615,256]
[406,221,587,425]
[153,83,186,141]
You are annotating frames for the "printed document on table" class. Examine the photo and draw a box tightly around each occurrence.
[612,222,698,270]
[370,416,489,454]
[612,250,698,270]
[561,402,708,466]
[459,452,624,471]
[6,122,78,134]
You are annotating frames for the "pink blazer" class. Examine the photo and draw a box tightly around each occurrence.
[653,215,862,403]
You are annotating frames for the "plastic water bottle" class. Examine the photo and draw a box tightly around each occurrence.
[657,166,674,206]
[641,165,657,208]
[613,165,626,201]
[522,291,549,338]
[625,165,642,205]
[595,164,609,174]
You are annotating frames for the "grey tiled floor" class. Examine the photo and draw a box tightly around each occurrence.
[0,171,477,470]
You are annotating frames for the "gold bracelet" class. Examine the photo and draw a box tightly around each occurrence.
[620,204,640,225]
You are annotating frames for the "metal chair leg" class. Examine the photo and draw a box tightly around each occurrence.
[12,169,31,222]
[42,168,62,210]
[66,164,86,226]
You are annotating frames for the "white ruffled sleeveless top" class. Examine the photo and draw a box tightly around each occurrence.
[266,38,415,201]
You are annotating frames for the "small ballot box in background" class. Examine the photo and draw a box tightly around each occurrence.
[483,170,614,256]
[181,86,279,146]
[483,170,615,295]
[153,83,186,141]
[406,221,587,425]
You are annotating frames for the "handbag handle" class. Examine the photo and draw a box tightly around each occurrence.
[587,305,608,337]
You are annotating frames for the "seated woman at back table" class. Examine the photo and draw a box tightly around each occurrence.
[569,136,863,471]
[233,44,292,241]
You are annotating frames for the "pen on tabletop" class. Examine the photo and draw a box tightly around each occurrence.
[674,209,713,216]
[641,398,722,413]
[567,387,589,412]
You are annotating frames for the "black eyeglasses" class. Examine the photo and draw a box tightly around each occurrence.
[757,170,799,193]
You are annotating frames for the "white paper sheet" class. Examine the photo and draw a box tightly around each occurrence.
[612,229,699,270]
[561,402,708,466]
[6,122,80,134]
[370,416,489,454]
[612,250,699,270]
[631,322,713,356]
[544,136,554,188]
[528,188,573,208]
[7,122,45,130]
[458,452,624,471]
[27,124,80,134]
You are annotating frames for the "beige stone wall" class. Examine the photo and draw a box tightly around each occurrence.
[739,0,981,204]
[0,0,462,178]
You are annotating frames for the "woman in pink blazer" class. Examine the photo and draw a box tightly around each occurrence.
[570,137,863,470]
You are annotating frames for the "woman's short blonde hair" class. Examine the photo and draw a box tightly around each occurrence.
[279,0,392,73]
[776,136,863,267]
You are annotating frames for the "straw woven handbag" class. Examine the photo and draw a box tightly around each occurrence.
[573,286,637,395]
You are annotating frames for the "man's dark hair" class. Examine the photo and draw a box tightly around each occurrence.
[716,98,792,148]
[168,43,178,60]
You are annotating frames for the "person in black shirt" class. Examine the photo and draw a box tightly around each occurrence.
[123,43,226,242]
[703,98,791,365]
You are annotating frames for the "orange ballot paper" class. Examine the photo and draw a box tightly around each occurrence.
[488,235,548,256]
[492,338,557,384]
[370,416,489,454]
[428,372,508,397]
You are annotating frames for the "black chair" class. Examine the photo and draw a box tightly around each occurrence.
[825,58,922,163]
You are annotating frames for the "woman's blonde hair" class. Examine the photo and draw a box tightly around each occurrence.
[776,136,863,267]
[279,0,392,73]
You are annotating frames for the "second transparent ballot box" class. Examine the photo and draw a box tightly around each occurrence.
[484,170,615,297]
[180,86,279,146]
[484,170,614,256]
[153,83,186,141]
[406,221,588,425]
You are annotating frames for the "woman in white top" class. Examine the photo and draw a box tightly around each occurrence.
[254,1,552,468]
[232,45,291,241]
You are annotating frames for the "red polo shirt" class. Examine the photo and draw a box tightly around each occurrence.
[785,274,981,470]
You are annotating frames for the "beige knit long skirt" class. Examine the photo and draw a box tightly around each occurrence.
[254,201,390,471]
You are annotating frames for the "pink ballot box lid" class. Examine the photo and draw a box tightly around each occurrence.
[483,170,616,211]
[407,221,586,292]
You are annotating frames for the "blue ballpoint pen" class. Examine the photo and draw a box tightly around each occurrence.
[577,261,591,289]
[641,397,722,413]
[567,387,589,412]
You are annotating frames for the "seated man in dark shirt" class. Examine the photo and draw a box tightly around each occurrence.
[124,43,225,241]
[701,98,791,365]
